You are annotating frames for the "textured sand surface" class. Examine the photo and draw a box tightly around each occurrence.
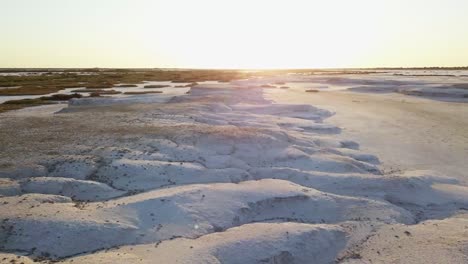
[0,73,467,263]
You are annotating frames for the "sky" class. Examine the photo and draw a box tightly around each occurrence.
[1,0,468,69]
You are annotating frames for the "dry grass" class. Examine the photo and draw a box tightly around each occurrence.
[0,94,81,113]
[116,84,139,88]
[85,84,114,89]
[0,71,236,96]
[40,93,83,101]
[0,69,330,113]
[0,98,52,113]
[143,85,169,88]
[0,86,64,96]
[71,89,121,94]
[0,69,306,96]
[2,98,47,105]
[123,91,163,95]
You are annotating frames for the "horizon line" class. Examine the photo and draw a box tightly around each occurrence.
[1,66,468,71]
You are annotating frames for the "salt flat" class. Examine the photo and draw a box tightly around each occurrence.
[0,72,467,263]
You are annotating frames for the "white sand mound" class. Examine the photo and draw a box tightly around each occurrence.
[43,155,99,180]
[95,158,249,190]
[0,179,411,259]
[60,223,347,264]
[0,164,47,179]
[0,178,21,196]
[0,194,138,259]
[251,168,468,219]
[20,177,125,201]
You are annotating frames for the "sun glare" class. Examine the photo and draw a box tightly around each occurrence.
[148,0,387,69]
[1,0,467,68]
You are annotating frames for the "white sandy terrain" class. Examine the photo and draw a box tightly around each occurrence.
[266,81,468,183]
[0,72,467,263]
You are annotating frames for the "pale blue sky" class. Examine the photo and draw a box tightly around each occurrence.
[1,0,468,68]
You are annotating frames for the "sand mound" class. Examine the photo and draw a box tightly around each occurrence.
[0,179,412,259]
[20,177,125,201]
[60,223,347,264]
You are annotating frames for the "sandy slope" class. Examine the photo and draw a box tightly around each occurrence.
[267,88,468,183]
[0,75,467,263]
[341,214,468,264]
[60,223,347,264]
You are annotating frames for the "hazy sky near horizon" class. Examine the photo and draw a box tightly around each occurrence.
[2,0,468,68]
